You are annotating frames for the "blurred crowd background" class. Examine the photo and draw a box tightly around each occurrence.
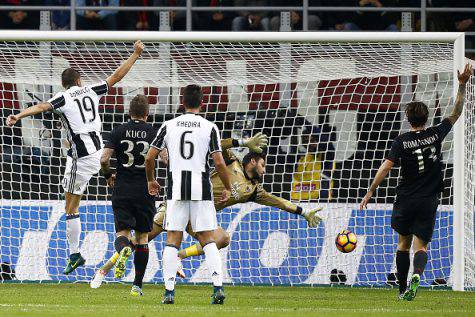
[0,1,472,34]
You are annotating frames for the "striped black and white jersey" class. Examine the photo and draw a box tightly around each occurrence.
[48,81,108,159]
[151,112,222,201]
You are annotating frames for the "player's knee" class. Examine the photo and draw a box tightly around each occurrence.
[216,229,230,249]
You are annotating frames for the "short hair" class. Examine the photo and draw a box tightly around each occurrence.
[182,84,203,109]
[405,101,429,128]
[129,94,149,118]
[61,68,81,89]
[242,152,265,167]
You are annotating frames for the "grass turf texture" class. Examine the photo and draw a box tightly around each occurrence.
[0,284,473,317]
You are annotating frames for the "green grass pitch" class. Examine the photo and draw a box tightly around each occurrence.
[0,283,473,317]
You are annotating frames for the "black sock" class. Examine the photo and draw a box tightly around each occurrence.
[133,244,149,288]
[413,250,428,276]
[396,250,410,294]
[114,235,130,253]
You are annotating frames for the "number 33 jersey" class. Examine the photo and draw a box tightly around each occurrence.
[48,81,108,159]
[105,120,157,196]
[386,118,453,198]
[151,113,222,201]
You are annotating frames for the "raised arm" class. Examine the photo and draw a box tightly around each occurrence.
[106,40,145,88]
[359,159,394,210]
[6,102,52,127]
[447,63,473,125]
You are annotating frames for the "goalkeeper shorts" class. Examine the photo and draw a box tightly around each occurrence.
[62,150,102,195]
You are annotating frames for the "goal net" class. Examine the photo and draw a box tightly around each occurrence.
[0,32,471,289]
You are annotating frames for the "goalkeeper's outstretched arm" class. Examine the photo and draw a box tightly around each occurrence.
[106,40,145,88]
[254,188,322,227]
[359,159,394,210]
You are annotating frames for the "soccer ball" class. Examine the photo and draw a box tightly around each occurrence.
[335,229,357,253]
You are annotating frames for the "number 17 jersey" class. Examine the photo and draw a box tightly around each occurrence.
[386,118,453,198]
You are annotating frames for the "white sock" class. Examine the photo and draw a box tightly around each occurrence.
[66,214,81,255]
[203,242,223,287]
[163,245,179,291]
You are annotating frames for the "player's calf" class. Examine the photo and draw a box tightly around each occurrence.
[114,235,132,278]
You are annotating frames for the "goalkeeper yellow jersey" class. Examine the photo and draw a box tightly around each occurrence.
[211,139,297,212]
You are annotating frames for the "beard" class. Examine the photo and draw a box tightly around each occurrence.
[251,166,263,182]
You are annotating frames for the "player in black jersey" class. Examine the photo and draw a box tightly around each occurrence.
[360,64,472,301]
[99,94,157,296]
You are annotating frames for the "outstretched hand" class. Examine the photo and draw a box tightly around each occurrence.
[245,132,268,153]
[458,63,473,85]
[6,114,19,127]
[303,206,323,228]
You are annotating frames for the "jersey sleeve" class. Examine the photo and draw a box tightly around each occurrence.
[89,81,109,97]
[104,126,120,150]
[254,183,298,212]
[433,118,453,141]
[47,92,66,110]
[151,123,167,150]
[209,124,222,154]
[386,138,402,164]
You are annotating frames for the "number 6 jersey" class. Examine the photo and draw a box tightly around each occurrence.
[151,112,222,201]
[48,81,109,159]
[386,118,453,198]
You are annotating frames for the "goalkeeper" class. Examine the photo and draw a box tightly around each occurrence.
[91,132,322,287]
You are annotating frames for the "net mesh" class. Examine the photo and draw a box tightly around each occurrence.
[0,39,467,287]
[464,63,475,290]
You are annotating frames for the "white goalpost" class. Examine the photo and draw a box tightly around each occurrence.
[0,31,472,290]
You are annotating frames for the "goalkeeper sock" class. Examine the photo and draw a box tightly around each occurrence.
[178,243,203,259]
[203,242,223,287]
[114,235,130,253]
[396,250,410,294]
[66,214,81,255]
[133,244,149,288]
[413,250,428,275]
[163,245,179,291]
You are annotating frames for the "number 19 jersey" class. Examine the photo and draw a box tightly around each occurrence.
[48,81,108,159]
[151,112,222,201]
[386,118,453,198]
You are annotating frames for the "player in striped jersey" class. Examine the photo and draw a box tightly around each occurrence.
[91,134,323,287]
[146,84,233,304]
[6,40,145,275]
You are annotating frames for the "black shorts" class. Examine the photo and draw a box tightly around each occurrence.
[391,195,439,242]
[112,195,156,233]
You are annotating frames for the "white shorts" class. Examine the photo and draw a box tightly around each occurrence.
[164,200,217,233]
[62,150,102,195]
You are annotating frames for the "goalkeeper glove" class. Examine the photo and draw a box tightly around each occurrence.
[302,207,323,228]
[243,132,268,153]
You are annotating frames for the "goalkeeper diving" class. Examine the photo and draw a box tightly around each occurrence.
[91,132,323,287]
